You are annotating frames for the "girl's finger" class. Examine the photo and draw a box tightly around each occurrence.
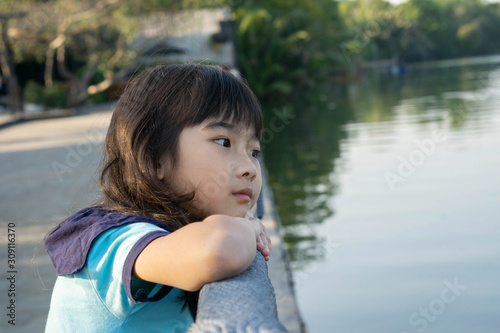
[248,216,270,258]
[259,234,270,256]
[259,221,272,253]
[256,235,264,247]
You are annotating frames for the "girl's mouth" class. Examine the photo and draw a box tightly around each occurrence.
[233,188,253,203]
[233,193,251,202]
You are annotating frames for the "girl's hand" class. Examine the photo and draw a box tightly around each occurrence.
[246,211,272,261]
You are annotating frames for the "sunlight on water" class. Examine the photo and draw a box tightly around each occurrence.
[265,60,500,332]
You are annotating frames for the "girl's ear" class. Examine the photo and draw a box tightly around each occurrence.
[157,155,169,181]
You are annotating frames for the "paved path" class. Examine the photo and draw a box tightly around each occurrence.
[0,104,304,332]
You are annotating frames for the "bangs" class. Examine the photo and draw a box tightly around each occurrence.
[189,66,263,141]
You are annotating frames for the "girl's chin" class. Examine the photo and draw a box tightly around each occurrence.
[197,208,248,220]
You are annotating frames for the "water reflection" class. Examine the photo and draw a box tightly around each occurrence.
[265,65,500,271]
[262,87,353,270]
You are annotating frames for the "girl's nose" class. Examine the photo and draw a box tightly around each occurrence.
[236,155,257,181]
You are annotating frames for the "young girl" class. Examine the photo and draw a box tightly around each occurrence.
[44,64,271,332]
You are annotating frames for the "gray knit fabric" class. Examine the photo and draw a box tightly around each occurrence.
[188,252,287,333]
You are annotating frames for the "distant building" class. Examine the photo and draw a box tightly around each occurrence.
[134,9,236,69]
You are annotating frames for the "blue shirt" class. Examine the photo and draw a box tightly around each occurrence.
[45,222,193,332]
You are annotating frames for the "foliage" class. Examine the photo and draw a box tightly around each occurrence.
[337,0,500,63]
[235,0,344,103]
[4,0,500,110]
[23,80,67,108]
[0,0,207,110]
[235,0,500,101]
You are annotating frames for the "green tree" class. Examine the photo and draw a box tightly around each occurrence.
[338,0,397,62]
[335,0,500,64]
[235,0,344,102]
[1,0,201,110]
[0,1,27,113]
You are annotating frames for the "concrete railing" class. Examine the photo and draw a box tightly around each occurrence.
[189,251,288,333]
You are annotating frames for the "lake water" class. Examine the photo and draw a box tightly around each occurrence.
[263,58,500,332]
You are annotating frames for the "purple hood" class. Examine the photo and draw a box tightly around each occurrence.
[45,206,171,275]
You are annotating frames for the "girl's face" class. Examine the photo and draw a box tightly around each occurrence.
[158,118,262,218]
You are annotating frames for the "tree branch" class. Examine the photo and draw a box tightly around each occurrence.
[70,0,120,25]
[56,43,77,81]
[108,32,125,68]
[44,0,120,87]
[0,18,24,112]
[87,32,126,95]
[0,22,12,78]
[44,34,65,87]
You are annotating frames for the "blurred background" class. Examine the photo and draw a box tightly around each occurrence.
[1,0,500,332]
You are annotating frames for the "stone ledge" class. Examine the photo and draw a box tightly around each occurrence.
[260,166,307,333]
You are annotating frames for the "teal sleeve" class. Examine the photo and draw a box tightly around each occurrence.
[85,223,168,318]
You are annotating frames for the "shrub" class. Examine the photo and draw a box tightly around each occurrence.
[23,81,68,108]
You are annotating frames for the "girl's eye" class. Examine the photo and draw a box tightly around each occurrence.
[214,138,231,147]
[250,149,260,158]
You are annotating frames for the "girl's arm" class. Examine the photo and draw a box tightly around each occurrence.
[133,214,267,291]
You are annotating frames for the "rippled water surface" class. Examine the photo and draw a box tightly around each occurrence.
[263,59,500,332]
